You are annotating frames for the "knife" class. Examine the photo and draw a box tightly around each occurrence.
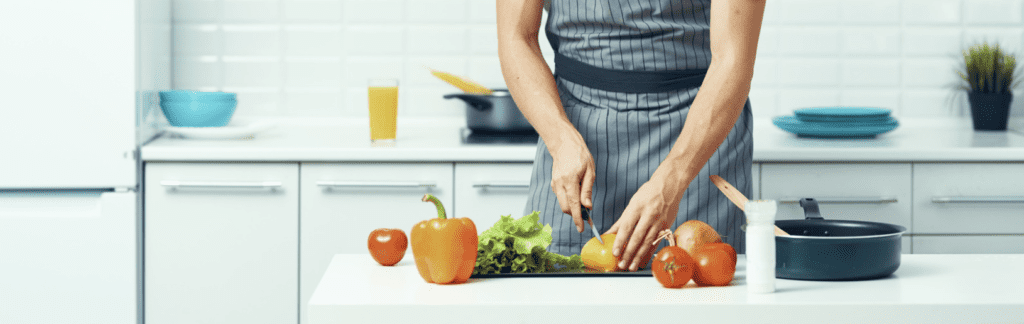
[580,206,604,244]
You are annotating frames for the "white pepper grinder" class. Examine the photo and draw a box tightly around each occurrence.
[745,199,777,294]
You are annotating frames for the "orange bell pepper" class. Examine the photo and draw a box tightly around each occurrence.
[411,194,478,284]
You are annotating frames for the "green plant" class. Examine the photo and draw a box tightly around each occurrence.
[957,42,1022,94]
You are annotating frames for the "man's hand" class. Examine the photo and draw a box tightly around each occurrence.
[549,131,596,233]
[606,170,687,271]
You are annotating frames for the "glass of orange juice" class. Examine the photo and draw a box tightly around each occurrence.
[367,79,399,146]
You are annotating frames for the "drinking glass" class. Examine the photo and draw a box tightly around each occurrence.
[367,79,399,146]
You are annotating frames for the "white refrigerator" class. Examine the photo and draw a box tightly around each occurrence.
[0,0,169,323]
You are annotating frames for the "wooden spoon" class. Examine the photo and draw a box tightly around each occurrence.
[709,175,789,236]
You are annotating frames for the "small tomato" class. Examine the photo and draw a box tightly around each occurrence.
[368,228,408,266]
[692,243,736,287]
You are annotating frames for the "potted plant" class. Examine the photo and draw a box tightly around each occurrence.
[957,42,1021,130]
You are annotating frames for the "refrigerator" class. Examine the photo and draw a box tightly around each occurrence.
[0,0,170,323]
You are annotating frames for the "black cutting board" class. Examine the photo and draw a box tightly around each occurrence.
[471,269,652,278]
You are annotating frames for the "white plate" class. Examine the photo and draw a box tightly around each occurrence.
[164,118,277,139]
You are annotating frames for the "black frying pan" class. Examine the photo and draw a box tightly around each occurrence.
[774,198,906,280]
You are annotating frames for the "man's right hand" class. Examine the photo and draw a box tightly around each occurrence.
[548,131,596,233]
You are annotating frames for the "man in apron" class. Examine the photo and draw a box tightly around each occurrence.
[498,0,765,271]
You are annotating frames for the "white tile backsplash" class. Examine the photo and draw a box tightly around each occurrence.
[902,0,961,25]
[174,0,221,22]
[222,25,280,56]
[964,0,1024,25]
[778,59,840,86]
[223,0,279,22]
[777,0,840,24]
[172,0,1024,118]
[405,0,466,24]
[903,59,959,87]
[903,27,963,56]
[406,26,467,55]
[842,28,900,56]
[841,59,900,86]
[841,0,900,24]
[777,27,840,55]
[346,26,404,55]
[284,0,343,22]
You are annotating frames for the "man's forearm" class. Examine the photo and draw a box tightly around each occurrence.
[656,60,753,185]
[498,37,577,152]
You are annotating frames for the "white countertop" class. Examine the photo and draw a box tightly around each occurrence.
[308,254,1024,324]
[141,117,1024,162]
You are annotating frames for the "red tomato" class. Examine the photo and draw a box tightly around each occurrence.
[691,243,736,287]
[652,246,695,288]
[368,228,408,266]
[701,242,737,265]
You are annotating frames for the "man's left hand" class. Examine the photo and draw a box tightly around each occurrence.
[605,172,688,271]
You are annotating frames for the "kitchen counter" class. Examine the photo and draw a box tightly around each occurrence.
[141,117,1024,162]
[309,254,1024,324]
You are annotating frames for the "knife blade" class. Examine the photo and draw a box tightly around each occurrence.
[581,206,604,244]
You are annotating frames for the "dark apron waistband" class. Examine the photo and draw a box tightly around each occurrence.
[554,52,708,93]
[546,28,708,93]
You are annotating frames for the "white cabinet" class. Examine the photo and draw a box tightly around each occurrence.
[913,163,1024,234]
[913,235,1024,254]
[300,162,454,324]
[454,163,534,232]
[760,163,913,231]
[145,163,298,324]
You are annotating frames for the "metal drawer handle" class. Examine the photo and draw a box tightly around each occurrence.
[472,182,530,190]
[161,180,283,191]
[778,197,898,204]
[316,181,437,189]
[932,196,1024,203]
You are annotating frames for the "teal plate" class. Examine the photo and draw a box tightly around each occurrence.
[794,107,892,118]
[773,116,899,139]
[796,115,895,123]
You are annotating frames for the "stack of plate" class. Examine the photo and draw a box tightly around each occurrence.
[772,107,899,139]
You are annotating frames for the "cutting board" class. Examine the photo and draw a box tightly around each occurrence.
[471,269,652,278]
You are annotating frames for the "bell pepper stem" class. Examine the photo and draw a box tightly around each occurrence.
[421,194,447,220]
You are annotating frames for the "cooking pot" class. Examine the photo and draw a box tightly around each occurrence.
[775,198,906,281]
[443,89,535,133]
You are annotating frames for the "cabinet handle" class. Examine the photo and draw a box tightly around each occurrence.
[316,181,437,189]
[777,197,898,204]
[472,182,531,190]
[160,180,283,191]
[931,196,1024,203]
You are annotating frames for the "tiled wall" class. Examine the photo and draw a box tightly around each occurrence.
[173,0,1024,119]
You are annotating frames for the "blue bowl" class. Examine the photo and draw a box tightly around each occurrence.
[160,100,237,127]
[159,90,236,102]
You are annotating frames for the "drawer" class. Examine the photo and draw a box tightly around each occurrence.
[760,163,912,231]
[913,163,1024,234]
[145,162,299,324]
[300,162,453,324]
[913,235,1024,254]
[454,163,534,233]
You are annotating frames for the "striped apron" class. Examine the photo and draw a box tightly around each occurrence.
[524,0,754,260]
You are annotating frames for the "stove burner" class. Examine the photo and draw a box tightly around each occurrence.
[461,128,539,145]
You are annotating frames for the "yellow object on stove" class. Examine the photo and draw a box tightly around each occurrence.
[429,69,493,95]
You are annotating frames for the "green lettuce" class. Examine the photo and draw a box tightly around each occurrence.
[473,211,585,274]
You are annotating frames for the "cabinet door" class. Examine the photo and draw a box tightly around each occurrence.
[760,163,912,231]
[145,163,298,324]
[914,163,1024,234]
[914,235,1024,254]
[454,163,534,232]
[300,162,453,324]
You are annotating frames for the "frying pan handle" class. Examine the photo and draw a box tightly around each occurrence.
[799,198,824,220]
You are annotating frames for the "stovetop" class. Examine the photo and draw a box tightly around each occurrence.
[460,128,539,145]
